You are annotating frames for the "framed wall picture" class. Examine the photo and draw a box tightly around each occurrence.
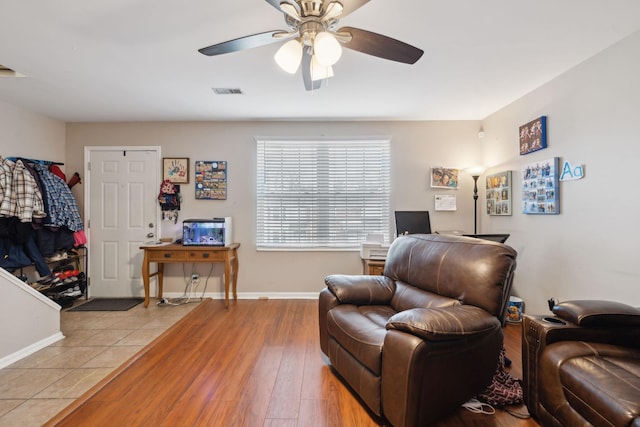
[486,170,512,216]
[519,116,547,155]
[195,160,227,200]
[522,157,559,214]
[163,157,189,183]
[430,167,459,189]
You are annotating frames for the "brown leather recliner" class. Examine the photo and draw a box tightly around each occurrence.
[522,300,640,427]
[318,234,518,427]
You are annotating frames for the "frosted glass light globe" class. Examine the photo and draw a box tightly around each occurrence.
[314,32,342,66]
[275,39,303,74]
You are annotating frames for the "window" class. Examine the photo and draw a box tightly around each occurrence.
[257,138,391,250]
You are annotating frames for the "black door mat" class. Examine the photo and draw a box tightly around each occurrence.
[67,298,144,312]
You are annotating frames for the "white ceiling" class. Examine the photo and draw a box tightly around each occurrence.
[1,0,640,123]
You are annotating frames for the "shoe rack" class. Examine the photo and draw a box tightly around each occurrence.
[16,246,88,308]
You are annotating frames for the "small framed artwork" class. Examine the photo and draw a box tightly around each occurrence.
[522,157,559,214]
[195,160,227,200]
[430,167,459,189]
[163,157,189,184]
[519,116,547,155]
[486,171,512,216]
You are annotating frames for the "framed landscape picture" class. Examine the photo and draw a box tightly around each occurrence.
[522,157,559,214]
[486,170,512,216]
[519,116,547,155]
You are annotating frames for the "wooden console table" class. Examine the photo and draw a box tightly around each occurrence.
[140,243,240,308]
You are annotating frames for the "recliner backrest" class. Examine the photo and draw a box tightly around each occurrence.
[384,234,518,321]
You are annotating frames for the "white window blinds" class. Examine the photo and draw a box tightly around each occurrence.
[257,139,391,250]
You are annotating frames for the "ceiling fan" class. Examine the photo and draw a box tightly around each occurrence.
[198,0,424,90]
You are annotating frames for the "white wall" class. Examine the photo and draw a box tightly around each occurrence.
[480,30,640,314]
[66,121,483,296]
[0,101,65,366]
[0,99,66,160]
[0,269,62,368]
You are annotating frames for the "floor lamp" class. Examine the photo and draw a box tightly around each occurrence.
[466,166,486,234]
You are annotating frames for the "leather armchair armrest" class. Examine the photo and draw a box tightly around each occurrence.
[324,274,395,305]
[552,300,640,327]
[386,305,501,341]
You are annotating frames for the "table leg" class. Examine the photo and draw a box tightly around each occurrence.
[231,248,239,301]
[223,256,231,308]
[157,263,164,301]
[142,252,150,308]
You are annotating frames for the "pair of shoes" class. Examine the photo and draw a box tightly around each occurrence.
[30,282,51,292]
[64,276,79,285]
[67,249,79,257]
[46,251,68,262]
[33,275,63,290]
[56,269,80,280]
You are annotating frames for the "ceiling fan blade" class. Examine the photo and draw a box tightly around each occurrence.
[338,26,424,64]
[199,31,285,56]
[264,0,286,12]
[338,0,370,18]
[301,49,323,91]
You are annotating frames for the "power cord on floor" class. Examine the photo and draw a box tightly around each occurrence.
[157,263,215,307]
[462,399,495,415]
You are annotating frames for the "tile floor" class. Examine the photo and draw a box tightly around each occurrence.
[0,299,201,426]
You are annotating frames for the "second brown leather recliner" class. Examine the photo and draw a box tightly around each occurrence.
[319,234,518,426]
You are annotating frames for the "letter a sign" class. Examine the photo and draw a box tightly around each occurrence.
[559,160,585,181]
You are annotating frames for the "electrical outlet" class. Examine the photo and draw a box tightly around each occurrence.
[191,274,199,281]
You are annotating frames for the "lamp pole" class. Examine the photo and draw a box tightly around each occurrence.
[472,175,480,234]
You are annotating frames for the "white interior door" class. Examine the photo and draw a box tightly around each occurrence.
[86,148,159,298]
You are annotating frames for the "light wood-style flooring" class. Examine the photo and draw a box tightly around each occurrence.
[45,299,539,426]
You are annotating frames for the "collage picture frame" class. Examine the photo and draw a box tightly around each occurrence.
[522,157,559,214]
[486,170,512,216]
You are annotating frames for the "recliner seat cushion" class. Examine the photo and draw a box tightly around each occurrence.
[327,304,397,375]
[542,341,640,427]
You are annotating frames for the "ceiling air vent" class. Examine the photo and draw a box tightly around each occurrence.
[212,88,243,95]
[0,65,25,77]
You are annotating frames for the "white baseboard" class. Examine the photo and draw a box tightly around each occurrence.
[162,292,319,300]
[0,332,65,369]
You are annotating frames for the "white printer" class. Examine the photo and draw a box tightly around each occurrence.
[359,233,390,260]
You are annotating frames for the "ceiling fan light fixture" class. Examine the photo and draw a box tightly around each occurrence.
[310,55,334,81]
[275,39,303,74]
[314,31,342,66]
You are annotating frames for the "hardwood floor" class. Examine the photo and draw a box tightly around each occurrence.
[45,299,539,427]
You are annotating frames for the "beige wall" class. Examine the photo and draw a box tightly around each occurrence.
[66,121,482,297]
[8,30,640,313]
[480,30,640,313]
[0,101,66,363]
[0,100,65,160]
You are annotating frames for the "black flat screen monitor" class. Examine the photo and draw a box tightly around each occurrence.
[395,211,431,236]
[463,234,510,244]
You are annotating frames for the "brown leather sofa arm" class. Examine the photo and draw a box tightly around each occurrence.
[324,274,396,305]
[386,305,501,341]
[552,299,640,327]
